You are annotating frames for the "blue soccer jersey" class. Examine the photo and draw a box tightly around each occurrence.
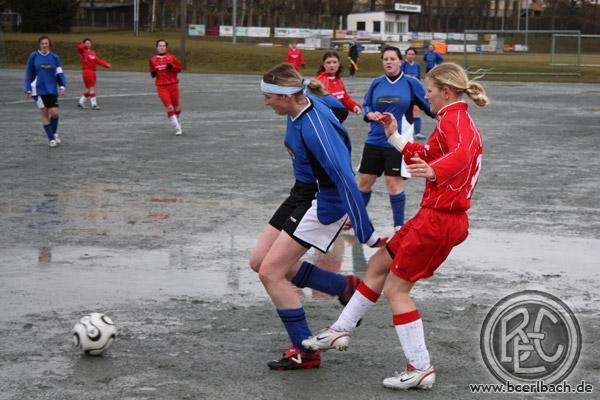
[284,96,375,244]
[362,74,434,148]
[401,61,421,79]
[24,51,67,96]
[423,50,444,70]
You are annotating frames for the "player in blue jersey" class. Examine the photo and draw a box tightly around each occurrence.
[423,43,444,73]
[352,46,435,231]
[250,63,385,371]
[401,47,426,140]
[24,36,67,148]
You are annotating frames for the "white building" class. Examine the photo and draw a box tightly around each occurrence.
[346,3,421,40]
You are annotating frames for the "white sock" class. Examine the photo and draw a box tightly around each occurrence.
[331,291,376,333]
[169,115,181,130]
[395,318,431,370]
[79,96,86,105]
[90,96,97,107]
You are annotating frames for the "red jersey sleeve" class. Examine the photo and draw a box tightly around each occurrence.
[78,43,86,55]
[170,55,182,73]
[95,54,110,68]
[339,85,360,111]
[402,141,431,164]
[149,57,156,73]
[428,116,472,185]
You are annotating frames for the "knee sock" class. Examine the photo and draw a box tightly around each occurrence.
[361,190,372,207]
[331,282,380,332]
[277,307,312,349]
[167,111,181,129]
[50,117,59,135]
[414,117,422,134]
[390,192,406,228]
[79,94,87,105]
[393,310,431,370]
[90,96,97,107]
[43,124,55,140]
[291,261,345,296]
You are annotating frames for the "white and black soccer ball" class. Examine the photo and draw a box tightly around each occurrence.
[72,313,117,355]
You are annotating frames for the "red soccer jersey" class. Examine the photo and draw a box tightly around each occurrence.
[285,48,305,70]
[78,43,110,71]
[149,52,182,86]
[315,71,360,111]
[402,101,483,211]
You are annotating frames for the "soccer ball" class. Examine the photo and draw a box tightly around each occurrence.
[72,313,117,355]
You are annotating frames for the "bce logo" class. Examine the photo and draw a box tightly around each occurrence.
[480,290,581,384]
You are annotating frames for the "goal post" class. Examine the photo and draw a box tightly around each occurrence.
[551,34,600,68]
[461,30,581,77]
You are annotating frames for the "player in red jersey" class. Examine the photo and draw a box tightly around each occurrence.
[315,51,361,115]
[303,62,489,390]
[149,39,183,136]
[285,42,305,71]
[77,38,111,110]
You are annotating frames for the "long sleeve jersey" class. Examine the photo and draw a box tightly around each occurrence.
[285,95,376,244]
[78,43,110,71]
[401,101,483,211]
[401,60,421,79]
[24,51,66,96]
[285,48,305,70]
[363,74,434,147]
[315,72,360,111]
[423,50,444,70]
[149,52,182,86]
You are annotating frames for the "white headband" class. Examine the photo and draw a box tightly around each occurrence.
[260,78,311,95]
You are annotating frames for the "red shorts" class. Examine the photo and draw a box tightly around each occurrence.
[156,84,180,108]
[82,70,96,88]
[387,207,469,282]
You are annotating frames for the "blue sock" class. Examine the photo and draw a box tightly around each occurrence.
[291,261,346,296]
[50,117,59,135]
[277,307,312,349]
[390,192,406,228]
[414,117,421,134]
[361,190,372,207]
[43,124,55,140]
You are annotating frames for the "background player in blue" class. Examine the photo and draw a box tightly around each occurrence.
[401,47,426,140]
[353,46,435,232]
[24,36,67,148]
[423,43,444,73]
[251,63,385,371]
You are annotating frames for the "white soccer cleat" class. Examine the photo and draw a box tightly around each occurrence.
[382,364,435,390]
[91,105,101,110]
[174,128,182,136]
[49,140,57,148]
[302,327,351,351]
[54,134,61,144]
[78,102,87,109]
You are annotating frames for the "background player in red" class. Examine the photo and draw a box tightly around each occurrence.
[315,51,361,115]
[285,42,305,71]
[149,39,183,136]
[303,62,488,391]
[77,38,111,110]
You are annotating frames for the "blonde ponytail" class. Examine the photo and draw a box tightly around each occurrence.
[427,62,489,107]
[306,79,328,97]
[466,81,489,107]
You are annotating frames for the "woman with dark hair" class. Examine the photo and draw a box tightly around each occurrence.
[315,51,361,115]
[77,37,111,110]
[149,39,183,136]
[401,47,425,140]
[24,36,67,147]
[347,46,434,231]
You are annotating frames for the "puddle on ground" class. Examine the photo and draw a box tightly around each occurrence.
[0,229,598,322]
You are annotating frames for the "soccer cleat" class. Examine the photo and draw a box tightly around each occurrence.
[415,133,426,140]
[91,105,101,110]
[77,102,87,109]
[54,134,61,144]
[175,128,182,136]
[338,274,360,306]
[302,327,351,351]
[267,346,320,371]
[382,364,436,390]
[49,140,57,148]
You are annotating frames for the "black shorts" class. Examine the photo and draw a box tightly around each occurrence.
[34,94,59,110]
[269,181,318,247]
[358,143,403,177]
